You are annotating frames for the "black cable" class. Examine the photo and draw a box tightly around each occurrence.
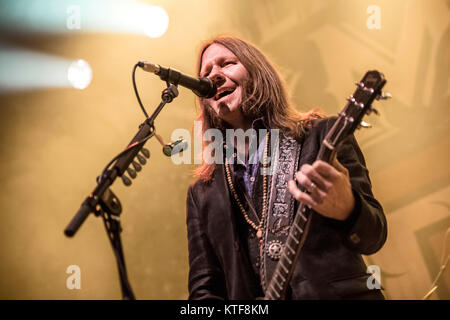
[97,64,156,183]
[132,63,149,119]
[98,126,154,183]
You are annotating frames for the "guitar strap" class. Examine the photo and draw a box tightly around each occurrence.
[260,133,302,291]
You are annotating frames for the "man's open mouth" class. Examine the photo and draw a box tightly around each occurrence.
[215,88,235,101]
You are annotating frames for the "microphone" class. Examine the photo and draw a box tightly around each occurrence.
[138,61,217,98]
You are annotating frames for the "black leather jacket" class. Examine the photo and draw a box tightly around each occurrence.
[186,117,387,299]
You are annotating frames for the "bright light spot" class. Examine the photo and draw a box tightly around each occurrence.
[0,1,170,39]
[142,6,169,38]
[67,59,92,90]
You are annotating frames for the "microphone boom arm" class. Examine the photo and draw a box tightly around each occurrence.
[64,70,180,300]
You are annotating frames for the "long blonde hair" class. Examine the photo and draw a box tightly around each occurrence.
[194,36,321,182]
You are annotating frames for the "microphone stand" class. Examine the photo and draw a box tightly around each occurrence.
[64,83,179,300]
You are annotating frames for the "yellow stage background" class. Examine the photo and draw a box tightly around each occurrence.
[0,0,448,299]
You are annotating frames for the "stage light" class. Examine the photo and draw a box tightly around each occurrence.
[142,6,169,38]
[67,59,92,90]
[0,44,92,92]
[0,0,169,38]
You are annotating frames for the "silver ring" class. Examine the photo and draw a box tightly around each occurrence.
[310,182,316,190]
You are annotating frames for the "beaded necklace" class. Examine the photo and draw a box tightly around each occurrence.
[224,132,270,239]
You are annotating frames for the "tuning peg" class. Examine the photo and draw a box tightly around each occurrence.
[347,95,356,103]
[371,108,379,115]
[377,92,392,100]
[358,121,372,129]
[137,153,147,165]
[121,174,132,186]
[127,167,137,179]
[132,160,142,172]
[141,148,150,158]
[355,82,364,88]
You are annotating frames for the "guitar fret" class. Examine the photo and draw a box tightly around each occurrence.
[290,236,299,245]
[270,283,280,299]
[269,282,277,292]
[279,261,289,274]
[274,290,280,299]
[286,242,296,254]
[300,212,307,221]
[274,279,283,290]
[276,271,284,283]
[283,245,293,258]
[285,255,292,265]
[297,220,306,229]
[276,270,286,282]
[294,223,303,234]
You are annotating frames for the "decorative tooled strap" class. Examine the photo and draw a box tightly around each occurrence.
[260,134,301,291]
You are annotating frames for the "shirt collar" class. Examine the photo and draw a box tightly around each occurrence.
[251,117,268,131]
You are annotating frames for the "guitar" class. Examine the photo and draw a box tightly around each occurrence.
[264,70,388,300]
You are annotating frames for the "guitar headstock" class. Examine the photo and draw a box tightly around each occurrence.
[321,70,388,156]
[346,70,387,132]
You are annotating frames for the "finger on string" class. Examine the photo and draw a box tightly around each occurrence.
[313,160,340,180]
[295,172,325,204]
[288,180,317,208]
[299,164,327,191]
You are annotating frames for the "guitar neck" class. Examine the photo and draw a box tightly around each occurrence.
[263,70,387,300]
[264,138,335,300]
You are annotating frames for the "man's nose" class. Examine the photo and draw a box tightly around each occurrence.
[208,67,226,87]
